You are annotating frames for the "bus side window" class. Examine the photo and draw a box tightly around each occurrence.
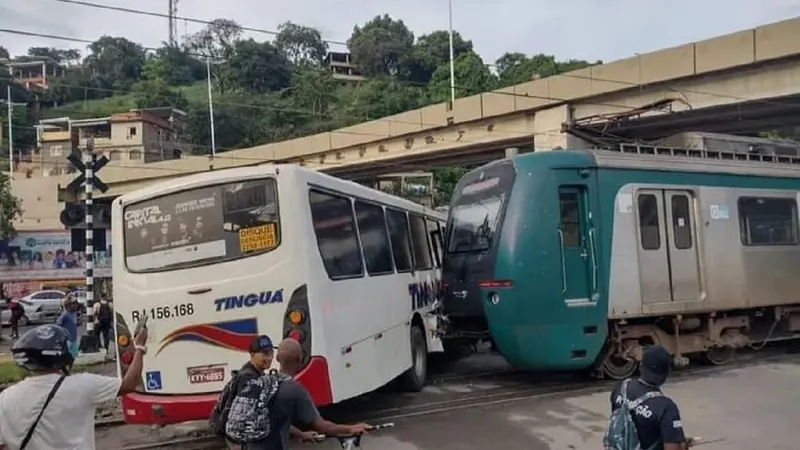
[354,201,395,276]
[426,219,443,268]
[386,209,414,273]
[409,214,433,270]
[309,190,364,279]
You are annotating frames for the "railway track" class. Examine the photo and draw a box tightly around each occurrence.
[111,347,800,450]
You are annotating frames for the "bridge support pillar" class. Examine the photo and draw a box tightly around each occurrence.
[534,104,594,151]
[505,147,518,159]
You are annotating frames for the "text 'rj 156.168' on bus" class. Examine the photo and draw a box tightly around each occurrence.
[111,164,446,426]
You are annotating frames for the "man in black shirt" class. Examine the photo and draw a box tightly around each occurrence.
[609,345,689,450]
[234,336,369,450]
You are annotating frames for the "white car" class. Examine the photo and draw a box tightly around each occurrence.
[1,290,67,326]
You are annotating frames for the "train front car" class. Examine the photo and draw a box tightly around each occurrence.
[441,151,608,370]
[445,144,800,380]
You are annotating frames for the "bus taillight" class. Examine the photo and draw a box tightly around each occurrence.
[283,285,311,366]
[287,329,304,342]
[115,314,134,372]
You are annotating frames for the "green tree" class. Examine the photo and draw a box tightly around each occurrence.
[275,22,328,67]
[142,45,203,86]
[225,39,292,94]
[402,30,473,83]
[27,47,81,65]
[0,172,22,241]
[0,46,8,59]
[83,36,146,91]
[335,78,425,122]
[348,15,414,77]
[428,51,496,102]
[132,79,189,110]
[288,69,339,117]
[433,167,469,206]
[495,52,597,87]
[184,19,242,93]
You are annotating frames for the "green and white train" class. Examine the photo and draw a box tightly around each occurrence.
[439,144,800,379]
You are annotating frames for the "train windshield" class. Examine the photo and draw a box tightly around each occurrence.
[123,178,281,273]
[447,163,514,254]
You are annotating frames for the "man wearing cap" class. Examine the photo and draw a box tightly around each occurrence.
[229,335,369,449]
[609,345,689,450]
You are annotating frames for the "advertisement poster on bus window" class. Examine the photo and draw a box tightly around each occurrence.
[0,231,112,282]
[124,186,226,271]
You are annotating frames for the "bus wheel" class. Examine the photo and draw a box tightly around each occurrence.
[400,325,427,392]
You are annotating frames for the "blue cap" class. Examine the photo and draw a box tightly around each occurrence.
[640,345,671,385]
[249,335,275,354]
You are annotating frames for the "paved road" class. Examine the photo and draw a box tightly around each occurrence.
[298,356,800,450]
[95,352,800,450]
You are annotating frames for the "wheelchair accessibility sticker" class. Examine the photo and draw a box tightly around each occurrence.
[146,371,163,391]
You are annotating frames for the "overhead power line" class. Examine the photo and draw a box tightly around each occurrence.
[45,0,349,46]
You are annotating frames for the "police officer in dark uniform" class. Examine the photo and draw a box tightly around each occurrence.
[609,345,689,450]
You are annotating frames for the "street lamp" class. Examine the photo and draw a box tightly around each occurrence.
[205,58,216,160]
[448,0,456,106]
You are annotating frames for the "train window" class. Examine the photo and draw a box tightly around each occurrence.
[671,195,693,249]
[409,214,434,270]
[738,197,799,246]
[354,201,394,275]
[558,190,581,247]
[386,209,414,272]
[637,194,661,250]
[309,190,364,279]
[427,219,443,268]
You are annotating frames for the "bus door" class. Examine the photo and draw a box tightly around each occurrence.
[636,189,702,305]
[554,169,600,308]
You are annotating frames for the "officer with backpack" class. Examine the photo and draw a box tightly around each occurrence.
[210,335,370,449]
[604,345,693,450]
[93,296,113,351]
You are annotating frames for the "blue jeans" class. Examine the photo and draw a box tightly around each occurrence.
[68,340,80,358]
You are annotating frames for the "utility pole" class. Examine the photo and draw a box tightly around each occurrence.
[168,0,179,45]
[168,0,174,45]
[6,86,13,184]
[206,58,216,160]
[448,0,456,106]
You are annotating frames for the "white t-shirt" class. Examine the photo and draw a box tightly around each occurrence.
[0,372,121,450]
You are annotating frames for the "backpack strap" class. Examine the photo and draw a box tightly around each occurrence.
[628,390,663,410]
[20,374,67,450]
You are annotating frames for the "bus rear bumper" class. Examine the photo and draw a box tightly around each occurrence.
[121,355,334,425]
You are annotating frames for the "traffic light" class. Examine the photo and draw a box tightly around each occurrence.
[59,203,111,228]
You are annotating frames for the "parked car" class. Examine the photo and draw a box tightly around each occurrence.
[11,290,68,326]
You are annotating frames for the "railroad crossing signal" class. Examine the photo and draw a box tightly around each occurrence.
[65,152,110,193]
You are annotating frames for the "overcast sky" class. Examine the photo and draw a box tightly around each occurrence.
[2,0,800,64]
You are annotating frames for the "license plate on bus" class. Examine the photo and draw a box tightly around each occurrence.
[187,364,226,384]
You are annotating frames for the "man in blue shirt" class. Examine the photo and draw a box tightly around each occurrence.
[55,295,80,359]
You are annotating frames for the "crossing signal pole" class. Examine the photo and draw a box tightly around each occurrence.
[66,137,109,354]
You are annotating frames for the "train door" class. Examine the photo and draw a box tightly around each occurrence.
[555,169,600,307]
[636,189,701,304]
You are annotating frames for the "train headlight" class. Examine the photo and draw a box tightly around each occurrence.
[489,293,500,305]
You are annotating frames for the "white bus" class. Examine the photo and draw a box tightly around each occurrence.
[112,164,447,425]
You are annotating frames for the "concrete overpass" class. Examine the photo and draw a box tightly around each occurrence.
[14,16,800,231]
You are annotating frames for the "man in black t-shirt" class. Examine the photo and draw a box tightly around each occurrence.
[609,345,688,450]
[230,336,369,450]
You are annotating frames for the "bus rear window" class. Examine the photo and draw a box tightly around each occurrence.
[447,164,514,253]
[123,178,280,272]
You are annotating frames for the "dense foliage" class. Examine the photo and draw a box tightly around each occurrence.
[1,15,598,204]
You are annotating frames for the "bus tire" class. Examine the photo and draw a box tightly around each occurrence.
[400,325,427,392]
